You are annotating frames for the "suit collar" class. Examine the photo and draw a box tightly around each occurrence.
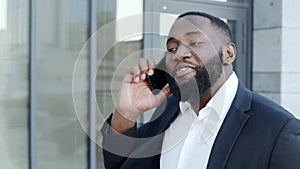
[207,82,252,169]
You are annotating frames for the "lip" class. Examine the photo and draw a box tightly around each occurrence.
[174,63,196,78]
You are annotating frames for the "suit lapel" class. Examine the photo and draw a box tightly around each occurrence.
[207,82,252,169]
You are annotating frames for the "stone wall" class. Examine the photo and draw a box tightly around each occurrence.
[253,0,300,118]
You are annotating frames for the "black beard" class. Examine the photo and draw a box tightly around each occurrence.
[166,56,223,102]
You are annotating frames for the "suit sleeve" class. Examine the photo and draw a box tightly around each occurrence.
[101,113,139,169]
[101,96,179,169]
[269,118,300,169]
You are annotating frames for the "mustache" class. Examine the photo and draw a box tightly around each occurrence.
[171,61,199,76]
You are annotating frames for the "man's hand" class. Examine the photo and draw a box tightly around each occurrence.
[111,58,171,133]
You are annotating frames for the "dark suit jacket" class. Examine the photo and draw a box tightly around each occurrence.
[102,82,300,169]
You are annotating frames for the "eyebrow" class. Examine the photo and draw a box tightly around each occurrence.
[166,31,203,46]
[166,37,176,45]
[185,31,202,36]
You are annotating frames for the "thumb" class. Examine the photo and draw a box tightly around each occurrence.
[149,86,171,107]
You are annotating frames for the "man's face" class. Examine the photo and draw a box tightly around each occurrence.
[165,15,224,101]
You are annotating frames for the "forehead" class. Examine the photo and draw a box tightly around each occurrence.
[168,15,216,40]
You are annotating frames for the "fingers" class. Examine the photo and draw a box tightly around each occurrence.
[139,58,148,80]
[147,58,155,75]
[160,86,171,97]
[123,73,134,83]
[149,86,171,107]
[130,64,140,82]
[129,58,156,83]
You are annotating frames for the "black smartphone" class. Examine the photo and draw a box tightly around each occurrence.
[146,57,169,94]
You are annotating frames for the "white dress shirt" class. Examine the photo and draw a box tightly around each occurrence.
[160,72,238,169]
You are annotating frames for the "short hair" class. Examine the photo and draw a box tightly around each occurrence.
[178,11,233,43]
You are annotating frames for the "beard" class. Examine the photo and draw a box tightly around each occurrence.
[166,55,223,102]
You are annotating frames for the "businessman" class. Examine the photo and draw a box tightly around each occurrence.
[101,11,300,169]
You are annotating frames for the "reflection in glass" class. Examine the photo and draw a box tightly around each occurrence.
[36,1,89,169]
[180,0,247,2]
[0,0,29,168]
[96,1,143,168]
[215,0,246,2]
[96,0,143,127]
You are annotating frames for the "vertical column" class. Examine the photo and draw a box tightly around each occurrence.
[89,0,97,169]
[281,0,300,118]
[253,0,300,118]
[29,0,36,168]
[252,0,282,104]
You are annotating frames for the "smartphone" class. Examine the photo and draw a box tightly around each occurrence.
[146,57,169,94]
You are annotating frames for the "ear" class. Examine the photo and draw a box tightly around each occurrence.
[222,43,236,65]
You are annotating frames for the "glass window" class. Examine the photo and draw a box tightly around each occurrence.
[173,0,247,3]
[35,1,89,168]
[0,0,29,168]
[96,1,143,167]
[211,0,247,2]
[96,0,143,121]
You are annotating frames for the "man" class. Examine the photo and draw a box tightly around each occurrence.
[101,11,300,169]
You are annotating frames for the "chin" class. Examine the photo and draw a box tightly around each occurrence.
[174,72,196,85]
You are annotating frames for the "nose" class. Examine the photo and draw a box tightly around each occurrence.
[173,43,192,61]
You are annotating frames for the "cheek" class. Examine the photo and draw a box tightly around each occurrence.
[190,48,208,66]
[165,56,175,72]
[192,47,219,66]
[190,49,202,61]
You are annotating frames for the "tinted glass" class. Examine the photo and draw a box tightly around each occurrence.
[35,1,89,168]
[0,0,29,168]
